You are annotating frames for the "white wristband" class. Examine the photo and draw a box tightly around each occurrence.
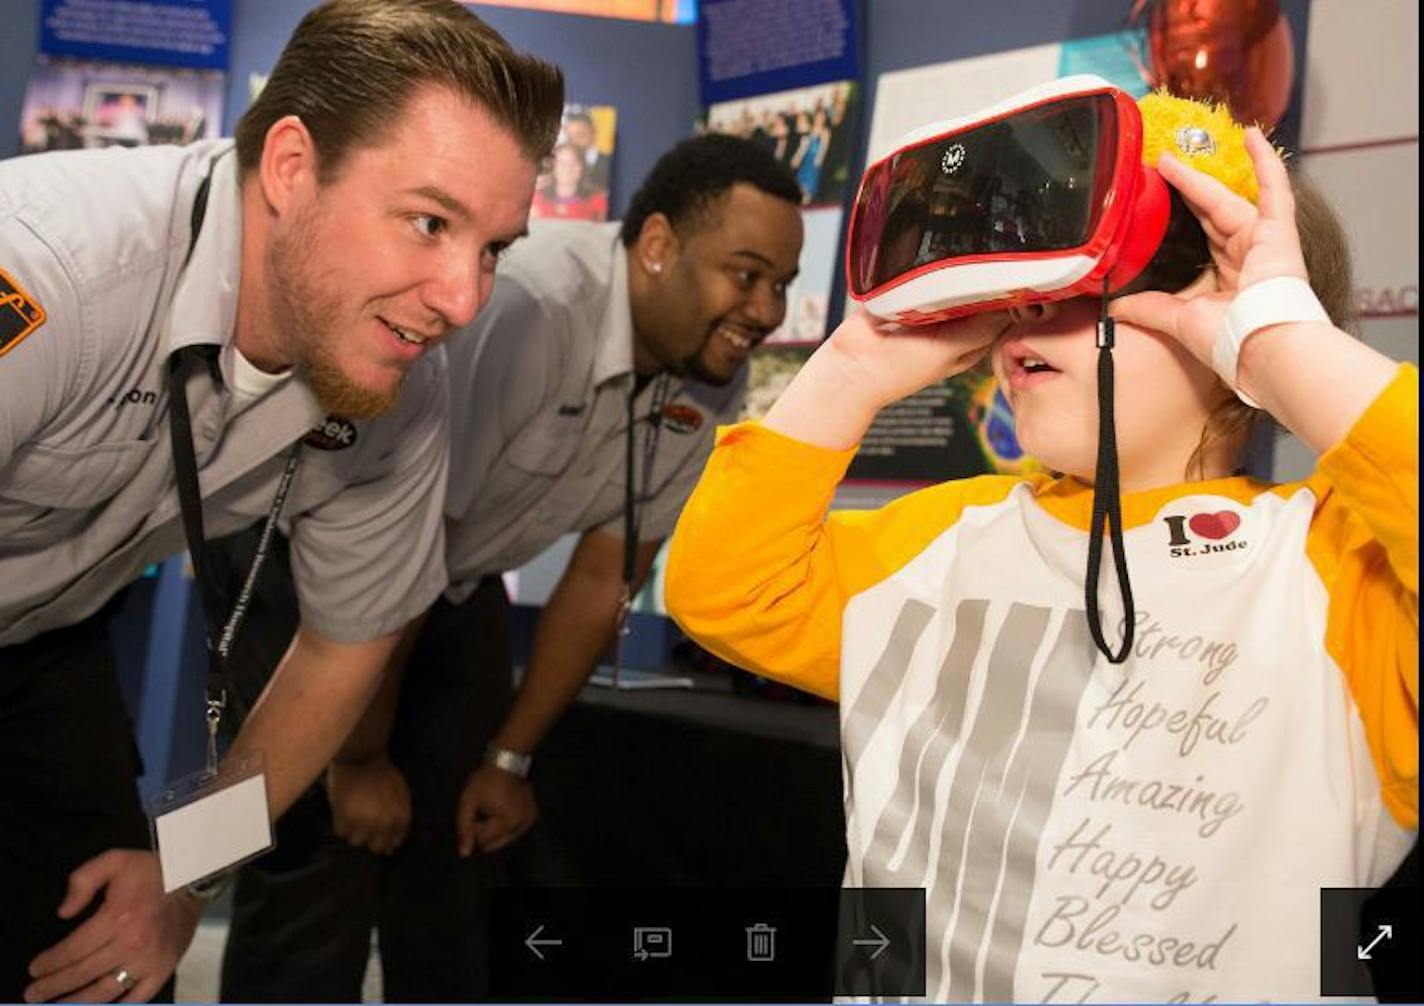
[1214,276,1329,408]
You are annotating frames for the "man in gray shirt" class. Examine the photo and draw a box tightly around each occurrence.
[0,1,562,1001]
[212,134,805,1001]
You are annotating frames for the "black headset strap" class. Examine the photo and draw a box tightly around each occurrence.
[1084,283,1136,664]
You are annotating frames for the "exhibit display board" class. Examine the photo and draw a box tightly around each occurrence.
[696,0,857,105]
[38,0,230,70]
[470,0,695,22]
[1275,0,1419,481]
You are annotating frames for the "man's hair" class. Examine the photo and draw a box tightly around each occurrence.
[235,0,564,179]
[621,133,802,246]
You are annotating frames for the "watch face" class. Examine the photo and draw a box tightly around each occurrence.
[487,745,532,778]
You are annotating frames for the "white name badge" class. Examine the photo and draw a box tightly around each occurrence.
[149,756,273,893]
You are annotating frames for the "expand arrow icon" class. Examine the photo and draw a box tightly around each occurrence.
[853,924,891,961]
[526,923,563,961]
[1357,924,1393,960]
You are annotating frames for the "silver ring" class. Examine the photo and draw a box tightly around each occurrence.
[114,968,137,992]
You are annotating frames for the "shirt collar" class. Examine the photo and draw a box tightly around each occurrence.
[166,143,242,359]
[1031,473,1274,532]
[591,232,636,387]
[162,145,320,425]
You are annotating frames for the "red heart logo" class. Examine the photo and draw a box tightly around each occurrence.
[1188,510,1241,540]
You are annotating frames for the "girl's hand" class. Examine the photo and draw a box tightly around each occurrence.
[762,307,1012,451]
[820,307,1012,411]
[1109,127,1308,370]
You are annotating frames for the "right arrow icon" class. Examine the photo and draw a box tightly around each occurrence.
[853,923,891,961]
[1357,924,1393,961]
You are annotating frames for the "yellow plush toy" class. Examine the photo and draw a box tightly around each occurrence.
[1138,89,1262,204]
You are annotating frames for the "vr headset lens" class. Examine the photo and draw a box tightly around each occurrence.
[849,93,1120,297]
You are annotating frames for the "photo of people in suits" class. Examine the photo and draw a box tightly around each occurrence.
[530,103,617,221]
[703,80,858,207]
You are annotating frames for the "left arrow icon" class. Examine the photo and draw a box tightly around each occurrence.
[526,923,564,961]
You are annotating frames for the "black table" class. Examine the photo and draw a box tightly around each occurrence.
[506,669,847,890]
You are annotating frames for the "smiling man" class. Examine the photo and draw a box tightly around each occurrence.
[0,1,562,1002]
[207,133,805,1002]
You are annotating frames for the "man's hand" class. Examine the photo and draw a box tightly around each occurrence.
[326,754,412,856]
[455,763,538,857]
[24,849,202,1004]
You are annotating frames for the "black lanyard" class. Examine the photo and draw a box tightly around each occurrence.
[166,156,303,772]
[615,374,672,658]
[1085,281,1136,664]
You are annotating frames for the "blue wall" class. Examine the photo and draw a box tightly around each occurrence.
[1,2,42,159]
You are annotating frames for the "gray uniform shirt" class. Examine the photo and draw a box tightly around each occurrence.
[0,141,448,647]
[442,221,743,604]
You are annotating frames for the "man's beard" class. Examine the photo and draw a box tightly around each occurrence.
[303,348,404,420]
[682,350,734,387]
[269,211,403,421]
[678,327,742,388]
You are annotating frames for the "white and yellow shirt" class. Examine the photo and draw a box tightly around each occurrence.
[666,366,1418,1003]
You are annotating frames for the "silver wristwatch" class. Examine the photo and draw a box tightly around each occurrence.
[484,743,533,779]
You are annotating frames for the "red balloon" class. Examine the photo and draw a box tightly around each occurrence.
[1146,0,1295,128]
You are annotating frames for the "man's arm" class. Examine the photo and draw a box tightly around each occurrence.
[24,621,405,1004]
[233,622,404,819]
[455,528,661,856]
[324,614,427,856]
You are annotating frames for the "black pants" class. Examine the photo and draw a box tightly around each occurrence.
[210,529,514,1002]
[0,604,175,1003]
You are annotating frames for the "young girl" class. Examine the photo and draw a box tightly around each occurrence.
[665,99,1416,1002]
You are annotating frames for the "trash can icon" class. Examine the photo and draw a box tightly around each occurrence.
[746,923,776,962]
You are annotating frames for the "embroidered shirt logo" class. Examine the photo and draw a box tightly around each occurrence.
[1163,510,1247,558]
[305,416,358,451]
[660,402,704,435]
[0,268,46,358]
[107,388,160,410]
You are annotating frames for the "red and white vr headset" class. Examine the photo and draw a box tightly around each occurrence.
[846,75,1171,325]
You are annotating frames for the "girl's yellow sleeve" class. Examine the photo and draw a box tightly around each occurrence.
[1303,364,1419,828]
[665,421,1024,701]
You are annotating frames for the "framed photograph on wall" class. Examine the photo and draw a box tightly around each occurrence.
[19,58,225,155]
[531,103,618,222]
[82,81,157,147]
